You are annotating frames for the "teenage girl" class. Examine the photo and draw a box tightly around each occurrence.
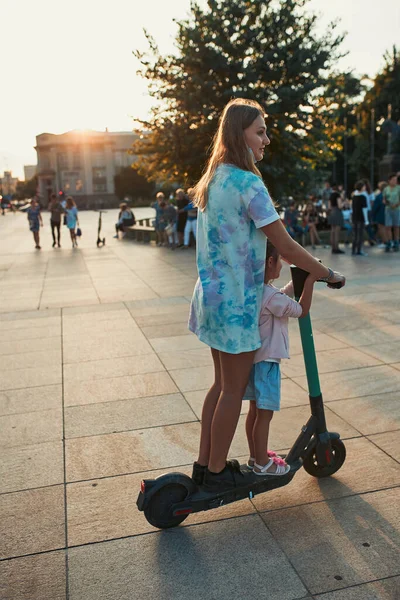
[244,241,316,476]
[188,98,345,492]
[65,197,79,248]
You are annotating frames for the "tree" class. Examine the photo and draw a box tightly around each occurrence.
[349,46,400,183]
[132,0,346,198]
[14,176,38,200]
[114,166,154,202]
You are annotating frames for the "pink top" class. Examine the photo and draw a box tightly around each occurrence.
[254,282,303,363]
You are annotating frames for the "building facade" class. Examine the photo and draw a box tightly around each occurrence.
[0,171,19,197]
[35,130,137,208]
[24,165,37,181]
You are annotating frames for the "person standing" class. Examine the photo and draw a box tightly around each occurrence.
[27,196,43,249]
[328,184,345,254]
[175,188,189,247]
[383,173,400,252]
[302,201,321,249]
[65,196,79,248]
[181,188,198,248]
[188,97,345,491]
[371,182,386,248]
[351,181,368,256]
[151,192,166,246]
[48,193,64,248]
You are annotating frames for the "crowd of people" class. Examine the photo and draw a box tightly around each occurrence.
[26,194,80,250]
[283,173,400,256]
[150,188,198,249]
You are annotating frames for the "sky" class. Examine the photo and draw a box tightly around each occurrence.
[1,0,399,179]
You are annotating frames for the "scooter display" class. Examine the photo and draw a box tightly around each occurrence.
[96,210,107,247]
[137,265,346,529]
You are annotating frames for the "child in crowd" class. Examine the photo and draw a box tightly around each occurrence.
[165,201,179,248]
[181,187,198,248]
[152,192,167,246]
[243,241,316,476]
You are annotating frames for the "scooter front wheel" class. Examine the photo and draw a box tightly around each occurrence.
[303,438,346,478]
[144,483,190,529]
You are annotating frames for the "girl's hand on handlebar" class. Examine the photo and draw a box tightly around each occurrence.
[327,271,346,289]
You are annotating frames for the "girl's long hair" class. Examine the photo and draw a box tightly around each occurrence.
[66,196,76,209]
[193,98,265,210]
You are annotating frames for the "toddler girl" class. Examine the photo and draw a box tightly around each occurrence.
[244,241,316,476]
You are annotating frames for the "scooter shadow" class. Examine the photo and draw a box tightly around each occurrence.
[310,477,400,586]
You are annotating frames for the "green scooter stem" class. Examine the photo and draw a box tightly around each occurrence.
[290,265,321,397]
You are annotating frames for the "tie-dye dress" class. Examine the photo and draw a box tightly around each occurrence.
[188,164,280,354]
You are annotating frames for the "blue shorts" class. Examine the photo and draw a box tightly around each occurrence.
[385,208,400,227]
[243,361,281,411]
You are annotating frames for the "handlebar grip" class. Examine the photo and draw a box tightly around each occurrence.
[319,280,343,289]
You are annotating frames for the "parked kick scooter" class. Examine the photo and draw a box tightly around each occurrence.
[137,265,346,529]
[96,210,107,247]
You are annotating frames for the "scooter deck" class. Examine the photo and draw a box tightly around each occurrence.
[137,460,302,517]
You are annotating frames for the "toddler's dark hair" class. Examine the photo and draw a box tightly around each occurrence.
[266,240,279,262]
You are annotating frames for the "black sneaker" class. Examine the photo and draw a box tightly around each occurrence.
[203,459,247,491]
[191,462,207,486]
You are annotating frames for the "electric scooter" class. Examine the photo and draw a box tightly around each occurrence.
[96,210,107,247]
[137,265,346,529]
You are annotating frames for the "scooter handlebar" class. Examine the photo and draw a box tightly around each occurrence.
[290,263,343,296]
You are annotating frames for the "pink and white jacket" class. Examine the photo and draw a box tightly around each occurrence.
[254,282,302,363]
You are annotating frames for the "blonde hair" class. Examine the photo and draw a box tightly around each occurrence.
[156,192,165,200]
[193,98,265,210]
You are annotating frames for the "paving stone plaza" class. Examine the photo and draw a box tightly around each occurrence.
[0,209,399,600]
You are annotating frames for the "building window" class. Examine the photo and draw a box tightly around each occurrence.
[58,152,69,169]
[93,183,107,192]
[40,152,51,170]
[62,171,83,194]
[114,150,130,168]
[92,167,106,179]
[92,150,105,167]
[72,152,81,169]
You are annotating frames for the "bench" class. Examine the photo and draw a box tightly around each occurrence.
[126,218,156,243]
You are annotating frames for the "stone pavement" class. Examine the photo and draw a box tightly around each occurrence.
[0,210,399,600]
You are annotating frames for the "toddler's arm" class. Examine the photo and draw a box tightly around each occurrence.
[298,274,316,317]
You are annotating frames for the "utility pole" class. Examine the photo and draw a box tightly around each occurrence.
[370,108,375,187]
[343,116,348,198]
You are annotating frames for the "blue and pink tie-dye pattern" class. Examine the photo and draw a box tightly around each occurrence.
[188,164,280,354]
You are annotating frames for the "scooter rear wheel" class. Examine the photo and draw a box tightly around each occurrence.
[144,483,189,529]
[303,438,346,478]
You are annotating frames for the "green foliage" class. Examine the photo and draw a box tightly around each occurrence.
[114,166,154,201]
[133,0,347,198]
[14,176,38,200]
[350,46,400,182]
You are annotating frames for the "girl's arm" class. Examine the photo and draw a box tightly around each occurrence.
[261,219,345,286]
[298,275,316,317]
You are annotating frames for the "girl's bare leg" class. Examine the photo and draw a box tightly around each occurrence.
[197,348,222,466]
[33,232,39,246]
[253,409,274,467]
[245,401,257,458]
[378,224,386,243]
[208,349,256,473]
